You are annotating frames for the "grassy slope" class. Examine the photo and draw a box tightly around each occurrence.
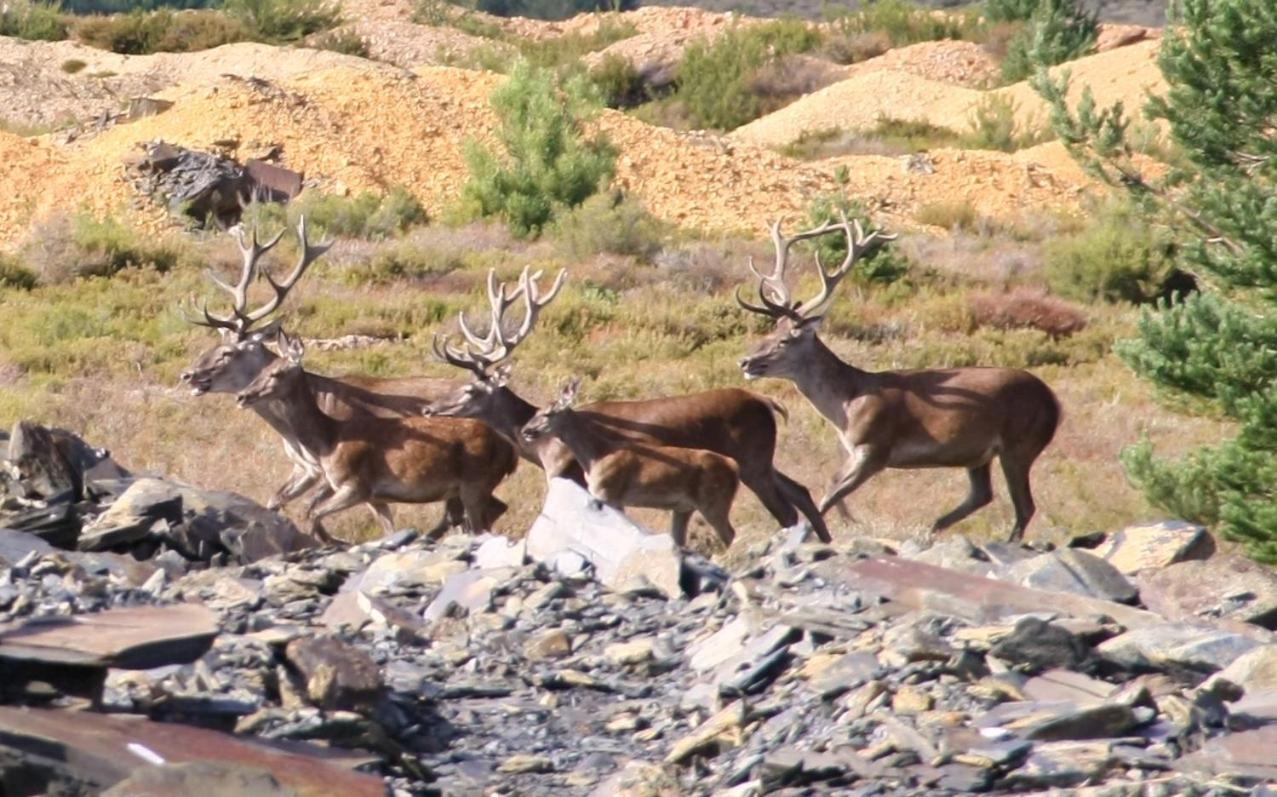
[0,220,1223,553]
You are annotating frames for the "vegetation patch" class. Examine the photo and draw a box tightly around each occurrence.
[0,0,69,40]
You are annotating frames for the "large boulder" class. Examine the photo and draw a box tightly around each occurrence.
[999,549,1138,604]
[1138,555,1277,629]
[1091,520,1214,575]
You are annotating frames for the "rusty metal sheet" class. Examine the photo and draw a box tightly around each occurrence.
[245,159,303,200]
[0,707,386,797]
[0,603,218,669]
[826,556,1163,629]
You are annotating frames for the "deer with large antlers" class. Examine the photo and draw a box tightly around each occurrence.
[523,378,741,548]
[426,267,833,544]
[179,217,493,534]
[236,332,517,543]
[737,212,1061,542]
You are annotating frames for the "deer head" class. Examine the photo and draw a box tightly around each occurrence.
[181,217,330,395]
[424,266,565,419]
[736,211,891,380]
[521,377,580,442]
[236,331,306,408]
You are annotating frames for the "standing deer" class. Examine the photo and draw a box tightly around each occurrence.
[522,378,741,548]
[736,212,1061,542]
[425,267,833,543]
[178,218,491,533]
[236,332,516,543]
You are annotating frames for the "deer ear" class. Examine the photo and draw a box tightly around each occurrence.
[280,332,305,364]
[251,320,282,343]
[492,363,513,388]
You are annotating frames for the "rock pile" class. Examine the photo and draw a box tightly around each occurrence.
[2,423,1277,797]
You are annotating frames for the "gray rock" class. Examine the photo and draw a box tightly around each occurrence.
[422,568,510,622]
[1138,555,1277,629]
[1092,520,1214,575]
[101,761,293,797]
[991,617,1095,672]
[283,635,383,713]
[906,535,992,575]
[1002,549,1138,604]
[1098,623,1263,675]
[1207,644,1277,694]
[354,548,466,595]
[1001,740,1117,789]
[525,478,683,599]
[473,534,527,570]
[809,650,879,699]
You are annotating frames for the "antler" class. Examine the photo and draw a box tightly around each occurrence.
[185,216,331,337]
[433,266,566,378]
[735,210,895,322]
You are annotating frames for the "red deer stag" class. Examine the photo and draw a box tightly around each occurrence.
[236,332,516,543]
[426,267,833,543]
[736,212,1061,542]
[522,378,741,548]
[178,218,488,532]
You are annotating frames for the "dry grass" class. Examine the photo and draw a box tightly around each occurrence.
[0,217,1228,554]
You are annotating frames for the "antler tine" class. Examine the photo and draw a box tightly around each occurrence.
[737,217,807,321]
[240,215,331,328]
[432,333,498,379]
[794,210,895,319]
[182,294,242,334]
[508,266,565,345]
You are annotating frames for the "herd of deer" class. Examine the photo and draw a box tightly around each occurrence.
[178,213,1061,549]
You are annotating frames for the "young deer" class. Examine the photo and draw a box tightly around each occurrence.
[737,212,1061,542]
[178,217,486,533]
[522,379,741,549]
[236,332,516,544]
[426,267,832,543]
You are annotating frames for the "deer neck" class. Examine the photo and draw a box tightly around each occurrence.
[270,371,340,457]
[791,335,873,428]
[548,411,609,472]
[490,389,541,462]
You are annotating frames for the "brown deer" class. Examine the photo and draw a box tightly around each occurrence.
[235,331,517,543]
[426,267,833,543]
[737,212,1061,542]
[177,218,488,532]
[522,378,741,548]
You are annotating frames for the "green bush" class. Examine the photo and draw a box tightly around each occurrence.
[0,1,69,41]
[460,62,615,238]
[1044,203,1181,304]
[914,200,979,231]
[222,0,338,43]
[677,20,823,131]
[830,0,981,47]
[551,191,666,261]
[518,19,636,70]
[312,27,368,57]
[60,58,87,73]
[804,193,909,286]
[0,255,38,291]
[291,187,427,240]
[75,9,248,54]
[1001,0,1097,83]
[959,93,1053,151]
[469,0,636,21]
[588,52,647,108]
[351,240,466,285]
[985,0,1038,22]
[22,214,195,283]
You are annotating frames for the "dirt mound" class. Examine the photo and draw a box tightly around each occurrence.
[731,68,982,148]
[0,132,65,244]
[862,39,1001,88]
[343,19,513,69]
[0,36,394,130]
[580,7,760,82]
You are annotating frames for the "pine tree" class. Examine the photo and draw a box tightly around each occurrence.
[1033,0,1277,562]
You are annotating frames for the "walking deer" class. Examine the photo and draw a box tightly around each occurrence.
[236,332,516,543]
[736,212,1061,542]
[178,218,489,532]
[522,378,741,548]
[426,267,833,543]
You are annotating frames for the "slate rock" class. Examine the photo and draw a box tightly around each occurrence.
[422,568,512,622]
[1001,740,1116,789]
[355,548,466,594]
[1138,555,1277,629]
[1098,623,1263,676]
[1002,549,1138,604]
[1208,644,1277,694]
[283,635,383,712]
[100,762,293,797]
[990,617,1095,673]
[1092,520,1214,575]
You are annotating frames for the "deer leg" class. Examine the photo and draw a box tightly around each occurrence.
[818,446,886,515]
[367,501,396,537]
[302,484,334,518]
[308,483,365,545]
[459,488,492,534]
[269,466,321,511]
[1000,454,1037,543]
[424,497,466,541]
[931,463,994,535]
[670,510,692,549]
[483,496,509,528]
[773,470,833,543]
[698,502,737,549]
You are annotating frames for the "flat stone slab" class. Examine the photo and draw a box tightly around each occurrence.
[0,603,218,669]
[0,706,384,797]
[1138,555,1277,629]
[1001,549,1138,604]
[1176,724,1277,782]
[1092,520,1214,575]
[1098,622,1264,675]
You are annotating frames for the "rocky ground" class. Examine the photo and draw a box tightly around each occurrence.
[2,424,1277,795]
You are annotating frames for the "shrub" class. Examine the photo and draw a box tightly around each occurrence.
[0,254,38,291]
[551,191,666,261]
[312,27,368,57]
[75,9,248,54]
[588,53,647,109]
[967,288,1088,338]
[804,193,909,286]
[830,0,980,47]
[0,1,69,41]
[985,0,1039,23]
[518,19,636,70]
[1044,203,1184,304]
[222,0,339,43]
[351,239,467,285]
[819,29,890,65]
[22,213,195,283]
[677,20,824,132]
[1001,0,1097,83]
[60,58,87,73]
[914,200,979,231]
[470,0,636,21]
[460,62,615,238]
[291,186,427,240]
[959,93,1053,151]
